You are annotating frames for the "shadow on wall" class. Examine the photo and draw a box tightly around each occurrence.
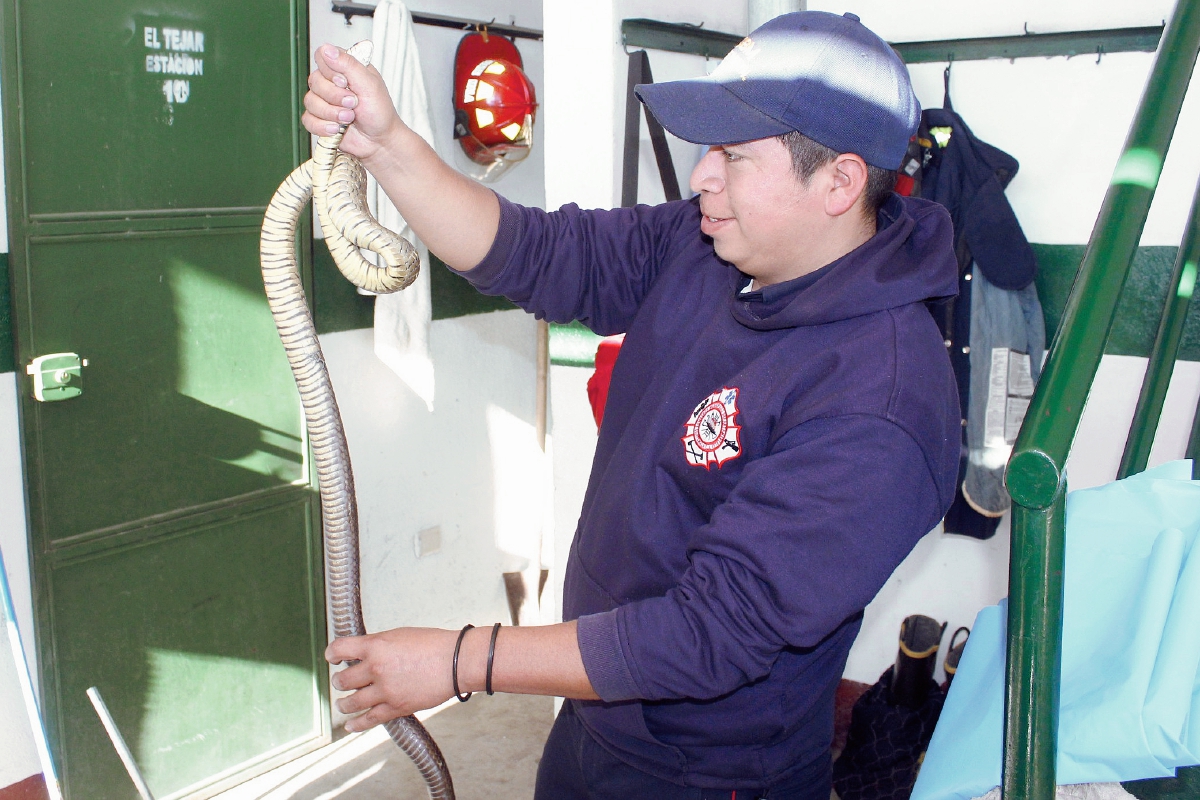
[319,304,549,635]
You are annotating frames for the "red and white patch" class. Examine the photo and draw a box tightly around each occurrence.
[682,387,742,469]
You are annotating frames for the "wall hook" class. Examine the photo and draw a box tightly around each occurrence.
[943,57,954,110]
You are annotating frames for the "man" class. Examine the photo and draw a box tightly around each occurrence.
[303,11,959,799]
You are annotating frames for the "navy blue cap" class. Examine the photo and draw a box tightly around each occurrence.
[635,11,919,169]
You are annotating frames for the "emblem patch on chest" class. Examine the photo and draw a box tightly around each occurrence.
[682,387,742,469]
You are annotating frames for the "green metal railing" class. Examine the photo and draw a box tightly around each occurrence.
[1119,181,1200,480]
[1002,0,1200,796]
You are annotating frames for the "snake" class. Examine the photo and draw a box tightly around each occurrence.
[258,40,455,800]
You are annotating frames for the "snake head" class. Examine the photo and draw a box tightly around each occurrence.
[346,40,373,68]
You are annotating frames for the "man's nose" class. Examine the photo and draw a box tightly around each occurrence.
[689,148,724,195]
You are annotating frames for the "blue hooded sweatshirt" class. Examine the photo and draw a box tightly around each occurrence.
[458,191,960,788]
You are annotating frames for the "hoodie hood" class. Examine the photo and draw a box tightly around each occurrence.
[728,193,958,331]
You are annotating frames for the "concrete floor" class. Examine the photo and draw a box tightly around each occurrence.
[214,694,555,800]
[210,696,842,800]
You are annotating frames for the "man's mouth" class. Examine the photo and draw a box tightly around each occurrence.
[700,214,731,235]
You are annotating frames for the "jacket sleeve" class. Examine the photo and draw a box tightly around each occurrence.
[575,414,945,702]
[450,193,697,336]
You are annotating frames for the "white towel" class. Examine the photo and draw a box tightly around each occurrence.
[369,0,437,411]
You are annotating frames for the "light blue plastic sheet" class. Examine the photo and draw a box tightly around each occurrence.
[912,460,1200,800]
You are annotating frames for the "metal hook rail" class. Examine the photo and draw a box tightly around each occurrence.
[620,17,1163,64]
[330,2,543,41]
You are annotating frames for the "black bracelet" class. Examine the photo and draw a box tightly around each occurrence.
[452,624,475,702]
[486,622,502,696]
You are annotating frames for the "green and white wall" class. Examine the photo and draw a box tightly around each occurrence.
[2,1,1200,782]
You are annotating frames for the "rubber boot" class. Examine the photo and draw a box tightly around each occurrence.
[889,615,945,709]
[942,626,970,691]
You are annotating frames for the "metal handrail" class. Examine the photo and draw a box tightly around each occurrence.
[1001,0,1200,797]
[1118,177,1200,479]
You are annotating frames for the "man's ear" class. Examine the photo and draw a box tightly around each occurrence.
[825,153,869,218]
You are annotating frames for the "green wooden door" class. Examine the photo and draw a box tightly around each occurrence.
[2,3,328,798]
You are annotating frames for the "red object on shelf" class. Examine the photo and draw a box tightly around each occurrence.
[587,335,625,428]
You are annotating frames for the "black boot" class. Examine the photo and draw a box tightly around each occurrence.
[889,614,946,709]
[942,626,970,691]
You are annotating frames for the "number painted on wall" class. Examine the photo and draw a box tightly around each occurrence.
[162,79,190,104]
[141,23,206,107]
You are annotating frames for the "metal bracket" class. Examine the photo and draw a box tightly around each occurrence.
[330,2,544,40]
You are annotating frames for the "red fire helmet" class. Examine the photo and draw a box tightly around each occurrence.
[453,32,538,180]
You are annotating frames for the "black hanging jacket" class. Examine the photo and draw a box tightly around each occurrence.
[919,78,1039,539]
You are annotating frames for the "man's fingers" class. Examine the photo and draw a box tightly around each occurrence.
[306,69,356,110]
[302,111,343,138]
[305,44,401,158]
[324,627,456,731]
[345,703,402,733]
[302,91,340,121]
[316,45,386,100]
[303,90,355,128]
[330,659,373,691]
[314,44,346,80]
[326,635,365,665]
[315,45,365,91]
[335,684,383,715]
[305,43,373,138]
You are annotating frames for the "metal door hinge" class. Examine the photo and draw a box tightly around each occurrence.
[26,353,87,402]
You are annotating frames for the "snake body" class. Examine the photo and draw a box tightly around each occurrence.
[259,41,454,800]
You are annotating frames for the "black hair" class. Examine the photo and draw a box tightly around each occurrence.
[776,131,897,220]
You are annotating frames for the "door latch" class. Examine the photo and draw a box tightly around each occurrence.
[26,353,87,402]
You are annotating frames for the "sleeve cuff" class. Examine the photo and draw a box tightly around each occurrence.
[447,191,523,292]
[576,611,641,702]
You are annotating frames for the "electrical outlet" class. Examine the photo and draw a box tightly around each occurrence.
[415,525,441,558]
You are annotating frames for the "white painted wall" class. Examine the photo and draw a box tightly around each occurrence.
[0,67,33,691]
[320,313,541,638]
[542,0,615,211]
[0,50,44,777]
[545,365,598,634]
[0,376,34,683]
[0,611,42,790]
[544,0,750,212]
